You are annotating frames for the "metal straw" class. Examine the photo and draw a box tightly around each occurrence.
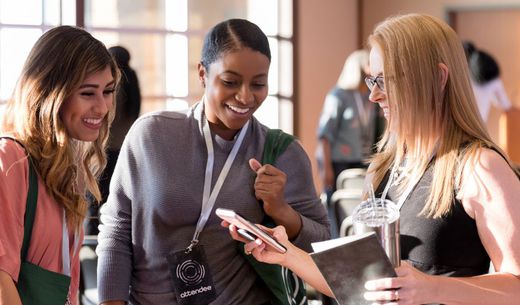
[369,183,377,219]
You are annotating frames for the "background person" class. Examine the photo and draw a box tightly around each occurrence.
[463,41,513,123]
[316,49,384,237]
[0,26,118,305]
[103,45,141,202]
[85,45,141,236]
[96,18,330,305]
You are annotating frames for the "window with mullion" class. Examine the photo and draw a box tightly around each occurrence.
[0,0,293,133]
[0,0,75,103]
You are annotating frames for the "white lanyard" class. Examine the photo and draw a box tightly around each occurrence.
[187,105,249,252]
[61,211,78,276]
[380,145,438,211]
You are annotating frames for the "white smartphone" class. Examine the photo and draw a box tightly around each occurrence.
[215,208,287,253]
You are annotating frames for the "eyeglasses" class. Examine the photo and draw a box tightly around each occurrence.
[365,75,385,92]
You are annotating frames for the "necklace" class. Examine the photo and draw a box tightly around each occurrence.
[392,165,410,186]
[380,144,438,210]
[391,155,410,187]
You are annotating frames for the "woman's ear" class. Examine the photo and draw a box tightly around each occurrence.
[198,63,206,88]
[438,63,449,91]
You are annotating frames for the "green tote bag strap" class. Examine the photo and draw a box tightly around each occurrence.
[2,137,72,305]
[0,137,39,261]
[242,129,308,305]
[0,137,38,260]
[262,129,295,166]
[21,157,38,261]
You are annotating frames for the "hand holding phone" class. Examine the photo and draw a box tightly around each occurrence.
[215,208,287,253]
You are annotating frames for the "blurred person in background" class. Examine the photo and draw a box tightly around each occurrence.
[85,46,141,236]
[463,41,514,123]
[316,49,383,237]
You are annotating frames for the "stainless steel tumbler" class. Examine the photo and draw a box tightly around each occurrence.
[352,199,400,267]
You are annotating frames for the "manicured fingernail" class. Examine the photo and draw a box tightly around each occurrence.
[363,292,370,300]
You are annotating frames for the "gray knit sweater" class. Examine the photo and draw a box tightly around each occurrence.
[96,103,330,304]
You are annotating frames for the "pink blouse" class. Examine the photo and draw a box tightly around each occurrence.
[0,138,82,305]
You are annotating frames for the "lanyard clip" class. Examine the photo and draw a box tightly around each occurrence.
[185,239,199,253]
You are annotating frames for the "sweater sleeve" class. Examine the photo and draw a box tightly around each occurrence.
[96,123,139,303]
[274,139,331,251]
[0,139,29,281]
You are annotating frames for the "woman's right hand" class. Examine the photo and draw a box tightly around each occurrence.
[223,220,335,297]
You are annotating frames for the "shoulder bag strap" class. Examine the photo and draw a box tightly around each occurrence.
[0,137,39,261]
[21,159,38,261]
[262,129,295,165]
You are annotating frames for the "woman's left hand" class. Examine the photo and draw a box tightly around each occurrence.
[363,261,437,305]
[249,158,287,216]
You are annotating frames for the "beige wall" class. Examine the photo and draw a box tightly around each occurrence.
[361,0,520,39]
[296,0,359,192]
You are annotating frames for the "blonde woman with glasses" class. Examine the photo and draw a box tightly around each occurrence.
[225,13,520,305]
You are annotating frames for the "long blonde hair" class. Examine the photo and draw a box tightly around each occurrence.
[1,26,119,228]
[368,14,515,217]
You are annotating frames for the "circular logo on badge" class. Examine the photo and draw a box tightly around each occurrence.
[176,259,206,286]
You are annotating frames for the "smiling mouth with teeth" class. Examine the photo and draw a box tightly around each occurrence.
[84,118,103,124]
[227,104,249,114]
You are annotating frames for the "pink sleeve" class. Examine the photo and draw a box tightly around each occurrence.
[0,139,30,281]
